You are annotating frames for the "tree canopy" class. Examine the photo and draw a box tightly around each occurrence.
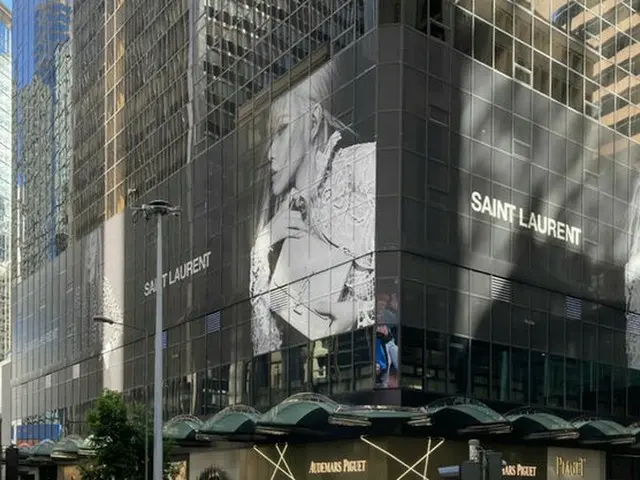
[81,390,175,480]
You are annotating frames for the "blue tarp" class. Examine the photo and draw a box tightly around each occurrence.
[12,423,62,442]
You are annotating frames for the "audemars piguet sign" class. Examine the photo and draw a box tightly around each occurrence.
[143,251,212,296]
[547,448,604,480]
[471,192,582,247]
[308,459,367,475]
[502,463,538,477]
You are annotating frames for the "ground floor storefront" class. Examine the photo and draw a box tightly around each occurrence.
[183,438,606,480]
[6,436,621,479]
[607,453,640,480]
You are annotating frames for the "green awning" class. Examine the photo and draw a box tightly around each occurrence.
[627,422,640,448]
[29,439,55,458]
[17,446,32,459]
[163,415,204,442]
[506,409,578,440]
[51,435,84,460]
[78,435,97,456]
[572,418,635,445]
[427,397,511,435]
[256,393,340,435]
[329,405,431,428]
[200,405,261,437]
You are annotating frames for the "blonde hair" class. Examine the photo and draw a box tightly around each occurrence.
[254,60,350,236]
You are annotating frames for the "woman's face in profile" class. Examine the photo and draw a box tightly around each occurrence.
[268,93,309,196]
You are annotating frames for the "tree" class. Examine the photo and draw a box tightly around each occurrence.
[81,390,175,480]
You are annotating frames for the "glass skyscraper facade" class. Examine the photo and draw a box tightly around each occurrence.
[12,0,72,281]
[9,0,640,467]
[0,1,11,362]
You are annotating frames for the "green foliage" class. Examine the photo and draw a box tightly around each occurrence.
[80,390,176,480]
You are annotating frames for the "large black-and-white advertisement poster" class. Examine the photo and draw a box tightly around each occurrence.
[249,55,377,356]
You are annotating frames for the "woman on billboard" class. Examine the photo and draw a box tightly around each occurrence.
[250,60,377,356]
[626,180,640,369]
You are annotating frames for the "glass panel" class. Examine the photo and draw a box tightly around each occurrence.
[566,358,581,409]
[448,335,469,395]
[491,344,510,401]
[582,360,597,412]
[598,364,612,414]
[426,331,448,393]
[471,339,490,399]
[400,326,424,389]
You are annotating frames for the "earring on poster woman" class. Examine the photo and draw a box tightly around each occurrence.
[310,103,324,142]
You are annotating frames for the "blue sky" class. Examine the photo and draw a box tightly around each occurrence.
[1,0,10,10]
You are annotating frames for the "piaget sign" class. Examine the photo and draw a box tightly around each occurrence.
[555,456,586,477]
[308,459,367,475]
[143,251,212,296]
[548,448,602,480]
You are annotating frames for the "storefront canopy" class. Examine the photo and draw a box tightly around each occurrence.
[51,435,84,461]
[27,439,56,465]
[17,446,31,459]
[199,405,261,439]
[505,408,579,441]
[255,393,341,436]
[78,435,96,457]
[627,422,640,448]
[328,405,431,430]
[426,397,512,435]
[571,418,636,446]
[30,439,55,458]
[163,415,206,443]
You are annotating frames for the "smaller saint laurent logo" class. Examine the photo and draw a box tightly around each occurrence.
[308,459,367,474]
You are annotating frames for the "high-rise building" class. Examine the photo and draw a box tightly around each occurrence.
[10,0,640,475]
[13,0,72,281]
[0,1,10,363]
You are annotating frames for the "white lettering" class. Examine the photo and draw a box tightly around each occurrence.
[471,191,483,213]
[471,192,582,247]
[143,251,212,297]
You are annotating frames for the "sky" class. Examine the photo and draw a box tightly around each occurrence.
[3,0,9,10]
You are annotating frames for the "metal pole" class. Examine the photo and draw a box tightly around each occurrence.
[144,333,149,480]
[153,213,163,480]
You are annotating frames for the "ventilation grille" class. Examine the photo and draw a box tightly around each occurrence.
[565,296,582,320]
[491,277,512,302]
[628,313,640,334]
[270,288,289,311]
[206,311,221,333]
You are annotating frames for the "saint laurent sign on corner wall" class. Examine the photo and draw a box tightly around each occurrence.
[308,459,367,475]
[143,251,212,296]
[471,192,582,247]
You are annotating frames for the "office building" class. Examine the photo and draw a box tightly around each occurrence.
[0,1,11,362]
[10,0,640,477]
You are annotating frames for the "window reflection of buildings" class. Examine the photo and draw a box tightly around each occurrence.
[200,0,371,141]
[405,0,639,146]
[13,0,72,279]
[0,3,10,361]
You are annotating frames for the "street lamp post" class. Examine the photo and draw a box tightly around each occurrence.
[93,315,149,480]
[131,200,181,480]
